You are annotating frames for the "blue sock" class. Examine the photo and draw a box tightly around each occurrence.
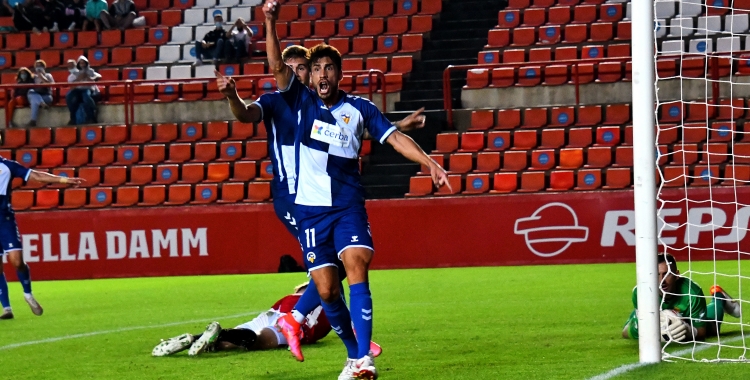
[321,297,359,358]
[350,282,373,358]
[292,280,322,322]
[16,264,31,294]
[0,272,9,308]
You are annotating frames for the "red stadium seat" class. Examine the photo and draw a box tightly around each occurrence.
[245,182,271,202]
[181,83,205,101]
[405,176,433,197]
[548,6,571,24]
[115,146,140,165]
[434,133,458,153]
[487,29,510,48]
[191,183,218,204]
[523,108,548,128]
[563,24,587,44]
[464,173,490,194]
[540,129,565,149]
[496,109,521,130]
[363,18,385,36]
[586,146,612,168]
[661,166,688,187]
[513,130,537,150]
[178,122,203,142]
[419,0,441,14]
[3,129,26,148]
[31,189,59,210]
[259,160,274,180]
[559,148,584,169]
[448,153,472,174]
[165,143,191,163]
[218,182,245,203]
[518,66,542,86]
[470,110,494,131]
[589,23,613,42]
[90,146,115,167]
[39,50,61,68]
[192,142,217,162]
[154,164,178,184]
[491,68,514,87]
[77,166,100,187]
[722,165,750,186]
[102,125,127,146]
[400,34,422,52]
[65,147,89,167]
[163,184,191,206]
[15,149,38,168]
[410,14,433,33]
[600,3,623,22]
[614,146,634,167]
[160,9,182,26]
[434,174,461,196]
[313,19,336,38]
[230,161,256,182]
[324,2,346,19]
[53,32,74,49]
[491,172,517,193]
[576,169,602,190]
[512,28,536,47]
[38,148,64,169]
[376,35,398,54]
[604,104,630,125]
[147,27,169,45]
[549,171,574,191]
[387,16,409,34]
[519,172,545,192]
[465,69,489,89]
[29,32,50,50]
[498,10,520,28]
[229,121,254,141]
[27,128,51,148]
[710,121,735,142]
[301,3,322,20]
[544,65,569,85]
[352,37,374,55]
[475,152,500,173]
[134,46,157,65]
[127,165,153,185]
[487,131,511,151]
[529,48,552,62]
[204,121,228,142]
[290,21,312,39]
[76,126,102,146]
[217,141,242,162]
[349,1,370,17]
[103,166,126,186]
[112,186,140,207]
[503,49,526,63]
[205,162,230,183]
[604,168,631,189]
[138,185,166,206]
[573,5,597,23]
[123,29,146,47]
[142,144,165,164]
[85,187,112,208]
[244,140,268,160]
[523,8,546,27]
[180,163,205,183]
[530,150,556,170]
[14,51,37,69]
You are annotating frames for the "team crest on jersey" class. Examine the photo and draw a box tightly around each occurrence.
[306,252,316,263]
[342,113,351,124]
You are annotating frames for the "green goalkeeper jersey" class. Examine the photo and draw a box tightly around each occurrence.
[631,277,707,328]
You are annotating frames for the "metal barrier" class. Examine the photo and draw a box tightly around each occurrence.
[443,53,739,128]
[1,69,387,128]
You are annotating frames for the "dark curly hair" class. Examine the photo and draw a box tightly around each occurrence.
[308,44,342,72]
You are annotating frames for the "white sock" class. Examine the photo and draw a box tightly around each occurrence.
[24,293,33,299]
[292,310,306,324]
[3,307,11,311]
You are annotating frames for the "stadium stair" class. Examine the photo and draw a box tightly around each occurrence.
[394,0,506,111]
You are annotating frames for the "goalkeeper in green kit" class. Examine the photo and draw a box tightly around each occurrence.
[622,253,741,342]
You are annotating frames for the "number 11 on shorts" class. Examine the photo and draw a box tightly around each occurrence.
[305,228,316,248]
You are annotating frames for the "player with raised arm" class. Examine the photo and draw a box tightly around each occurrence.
[215,45,422,362]
[152,282,332,356]
[261,1,449,378]
[622,253,742,342]
[0,159,84,320]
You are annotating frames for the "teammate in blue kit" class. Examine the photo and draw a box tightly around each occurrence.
[215,44,421,362]
[262,1,450,378]
[0,158,84,320]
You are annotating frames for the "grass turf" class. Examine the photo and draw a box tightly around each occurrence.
[1,262,749,379]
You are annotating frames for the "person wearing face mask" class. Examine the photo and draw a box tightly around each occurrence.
[65,56,102,125]
[99,0,136,31]
[25,60,54,127]
[5,67,35,128]
[194,14,226,66]
[223,17,253,63]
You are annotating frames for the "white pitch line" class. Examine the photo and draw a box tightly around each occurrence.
[588,335,745,380]
[0,310,265,351]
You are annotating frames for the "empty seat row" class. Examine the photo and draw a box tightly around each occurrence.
[498,3,624,29]
[660,35,750,54]
[14,161,272,191]
[468,105,631,131]
[480,44,630,65]
[406,167,634,196]
[12,181,272,210]
[7,141,272,169]
[661,14,750,37]
[0,46,158,70]
[486,21,630,48]
[433,127,623,154]
[246,0,440,22]
[2,122,262,148]
[507,0,613,10]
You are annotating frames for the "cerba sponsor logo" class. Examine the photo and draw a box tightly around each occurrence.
[313,119,349,145]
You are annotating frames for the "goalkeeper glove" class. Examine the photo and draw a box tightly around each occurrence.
[660,309,696,342]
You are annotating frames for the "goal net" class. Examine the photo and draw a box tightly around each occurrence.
[652,0,750,362]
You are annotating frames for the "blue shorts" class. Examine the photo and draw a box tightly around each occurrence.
[273,193,298,237]
[296,205,374,273]
[0,215,22,254]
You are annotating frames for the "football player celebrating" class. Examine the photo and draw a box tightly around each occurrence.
[152,282,331,356]
[622,253,741,342]
[215,43,424,364]
[0,160,84,320]
[262,1,449,378]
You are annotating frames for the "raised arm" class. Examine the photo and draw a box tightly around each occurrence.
[386,131,451,191]
[215,70,261,123]
[263,0,293,90]
[28,170,84,186]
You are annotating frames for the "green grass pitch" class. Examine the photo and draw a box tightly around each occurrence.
[1,262,750,379]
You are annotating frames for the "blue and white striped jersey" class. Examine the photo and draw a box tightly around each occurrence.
[254,92,299,197]
[280,76,396,207]
[0,157,31,214]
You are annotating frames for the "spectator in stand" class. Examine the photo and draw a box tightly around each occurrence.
[99,0,135,31]
[82,0,106,32]
[194,14,226,66]
[5,68,35,128]
[12,0,59,32]
[66,57,101,125]
[26,60,54,127]
[224,17,253,63]
[61,0,86,31]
